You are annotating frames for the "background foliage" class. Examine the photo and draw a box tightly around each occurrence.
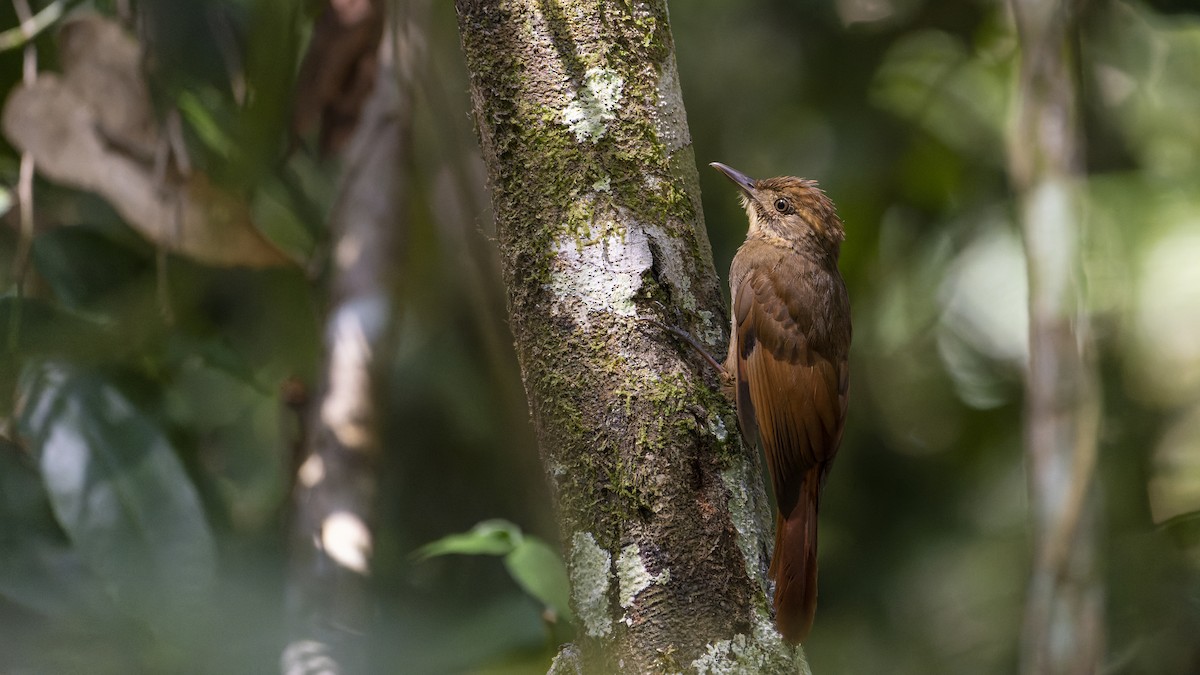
[0,0,1198,673]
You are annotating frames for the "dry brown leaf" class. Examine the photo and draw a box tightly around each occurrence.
[57,13,159,160]
[1,14,288,268]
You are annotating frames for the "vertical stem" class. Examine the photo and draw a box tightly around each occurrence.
[1008,1,1104,673]
[283,1,410,673]
[8,0,37,358]
[12,0,37,284]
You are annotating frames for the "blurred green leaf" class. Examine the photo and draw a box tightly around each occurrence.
[161,350,283,531]
[235,0,302,185]
[417,519,522,559]
[1090,2,1200,175]
[252,177,319,260]
[30,226,152,309]
[0,439,107,619]
[0,296,113,357]
[17,363,217,623]
[504,537,573,624]
[178,89,235,159]
[165,333,268,394]
[418,519,573,624]
[1159,510,1200,535]
[0,439,54,529]
[871,29,1009,163]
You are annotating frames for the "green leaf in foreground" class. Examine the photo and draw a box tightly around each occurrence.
[17,363,217,624]
[418,519,573,624]
[416,519,521,559]
[505,536,574,624]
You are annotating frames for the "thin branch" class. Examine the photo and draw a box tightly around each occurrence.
[1007,1,1103,673]
[9,0,37,355]
[283,1,410,673]
[0,0,66,52]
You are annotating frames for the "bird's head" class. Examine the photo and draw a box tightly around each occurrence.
[710,162,844,254]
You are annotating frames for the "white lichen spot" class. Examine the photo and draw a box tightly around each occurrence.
[562,67,624,143]
[708,415,729,442]
[617,544,653,610]
[281,640,337,675]
[547,215,652,327]
[1024,177,1076,322]
[721,461,769,585]
[691,609,809,675]
[320,511,373,575]
[696,309,722,347]
[320,296,387,450]
[297,453,325,488]
[617,544,672,626]
[653,56,692,154]
[570,531,613,638]
[548,644,583,675]
[335,231,364,268]
[592,175,611,192]
[643,224,723,346]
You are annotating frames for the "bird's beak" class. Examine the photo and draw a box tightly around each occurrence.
[710,162,757,197]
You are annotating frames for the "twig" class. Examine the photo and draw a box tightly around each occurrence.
[0,0,66,52]
[1008,1,1103,673]
[8,0,38,355]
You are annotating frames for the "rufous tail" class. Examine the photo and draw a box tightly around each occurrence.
[769,469,821,644]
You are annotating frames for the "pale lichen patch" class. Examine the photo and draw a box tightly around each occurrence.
[281,640,337,675]
[708,415,729,442]
[617,544,654,609]
[653,54,692,155]
[721,461,770,587]
[562,67,624,143]
[690,610,809,675]
[695,309,721,346]
[297,453,325,488]
[570,531,613,638]
[548,644,584,675]
[320,511,372,575]
[617,544,672,627]
[644,224,723,347]
[548,214,652,327]
[320,296,386,450]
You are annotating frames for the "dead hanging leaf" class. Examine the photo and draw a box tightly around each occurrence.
[1,14,288,268]
[56,13,159,161]
[292,0,385,155]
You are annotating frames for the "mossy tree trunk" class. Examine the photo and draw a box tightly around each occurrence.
[455,1,807,672]
[1008,1,1103,673]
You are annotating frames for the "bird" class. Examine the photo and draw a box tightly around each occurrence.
[711,162,851,644]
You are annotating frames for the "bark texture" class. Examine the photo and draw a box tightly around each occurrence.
[283,6,410,672]
[1008,1,1104,673]
[455,1,807,672]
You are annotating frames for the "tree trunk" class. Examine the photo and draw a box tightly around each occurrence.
[454,1,807,672]
[283,3,410,672]
[1008,1,1104,673]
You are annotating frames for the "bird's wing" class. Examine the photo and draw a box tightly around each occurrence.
[730,245,850,515]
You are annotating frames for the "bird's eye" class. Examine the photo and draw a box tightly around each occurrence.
[773,198,790,213]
